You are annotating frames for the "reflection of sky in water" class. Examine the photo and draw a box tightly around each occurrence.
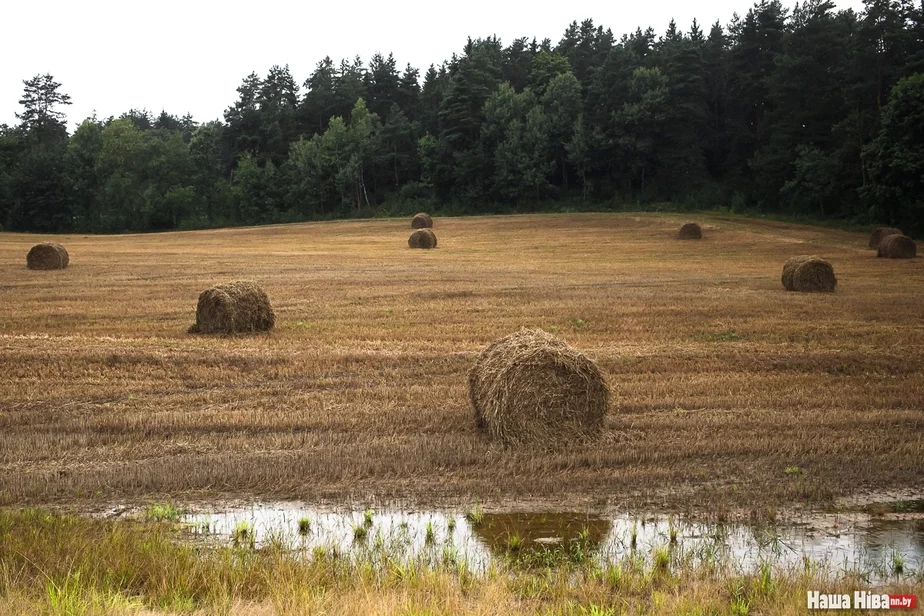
[180,503,924,581]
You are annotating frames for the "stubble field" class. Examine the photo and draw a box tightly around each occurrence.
[1,213,922,514]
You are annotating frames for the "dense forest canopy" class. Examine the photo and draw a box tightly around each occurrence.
[1,0,922,235]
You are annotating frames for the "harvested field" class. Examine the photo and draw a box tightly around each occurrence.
[0,213,922,512]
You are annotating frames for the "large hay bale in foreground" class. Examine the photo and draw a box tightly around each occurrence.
[877,234,917,259]
[469,328,609,446]
[411,212,433,229]
[869,226,903,249]
[781,255,836,292]
[26,243,69,270]
[678,222,702,240]
[408,228,437,249]
[781,255,814,291]
[188,281,275,334]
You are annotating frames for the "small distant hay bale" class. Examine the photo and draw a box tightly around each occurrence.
[678,222,702,239]
[877,234,917,259]
[468,328,609,446]
[26,242,69,270]
[411,212,433,229]
[188,280,275,335]
[408,228,437,249]
[868,227,903,249]
[781,255,836,292]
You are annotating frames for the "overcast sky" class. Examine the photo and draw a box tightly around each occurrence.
[1,0,866,131]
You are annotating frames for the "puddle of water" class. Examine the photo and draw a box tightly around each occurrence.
[171,503,924,581]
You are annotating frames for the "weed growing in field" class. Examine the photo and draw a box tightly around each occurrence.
[577,525,593,545]
[145,503,180,522]
[892,551,905,575]
[446,517,456,533]
[231,521,253,549]
[46,571,84,616]
[653,546,671,572]
[363,508,375,527]
[668,518,678,545]
[758,562,777,595]
[784,466,803,476]
[466,505,484,527]
[730,596,751,616]
[424,520,436,545]
[352,523,368,542]
[297,517,311,535]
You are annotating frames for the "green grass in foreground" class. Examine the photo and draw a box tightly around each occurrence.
[0,509,920,615]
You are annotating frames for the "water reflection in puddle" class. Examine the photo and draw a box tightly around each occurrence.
[176,503,924,581]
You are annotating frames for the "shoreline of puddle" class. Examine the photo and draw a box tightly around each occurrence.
[90,496,924,583]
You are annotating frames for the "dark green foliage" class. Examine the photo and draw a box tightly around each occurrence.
[862,72,924,235]
[5,2,924,234]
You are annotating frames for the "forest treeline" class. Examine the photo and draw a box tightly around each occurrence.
[1,0,923,235]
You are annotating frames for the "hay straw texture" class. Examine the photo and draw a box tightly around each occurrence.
[877,234,917,259]
[781,255,836,292]
[468,328,609,446]
[411,212,433,229]
[408,228,437,249]
[188,281,276,335]
[26,243,69,270]
[678,222,703,239]
[868,226,903,249]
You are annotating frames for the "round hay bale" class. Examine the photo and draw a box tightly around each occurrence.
[408,228,437,249]
[26,243,69,270]
[869,226,903,249]
[188,280,275,335]
[782,255,836,292]
[877,234,917,259]
[781,255,816,291]
[791,258,837,292]
[411,212,433,229]
[678,222,702,240]
[468,328,609,446]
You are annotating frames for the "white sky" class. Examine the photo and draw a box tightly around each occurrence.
[1,0,866,131]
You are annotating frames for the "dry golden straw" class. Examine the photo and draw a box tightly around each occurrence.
[877,234,917,259]
[412,212,433,229]
[188,280,276,334]
[26,242,69,270]
[781,255,836,292]
[678,222,702,239]
[469,328,609,446]
[868,226,903,249]
[408,228,437,249]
